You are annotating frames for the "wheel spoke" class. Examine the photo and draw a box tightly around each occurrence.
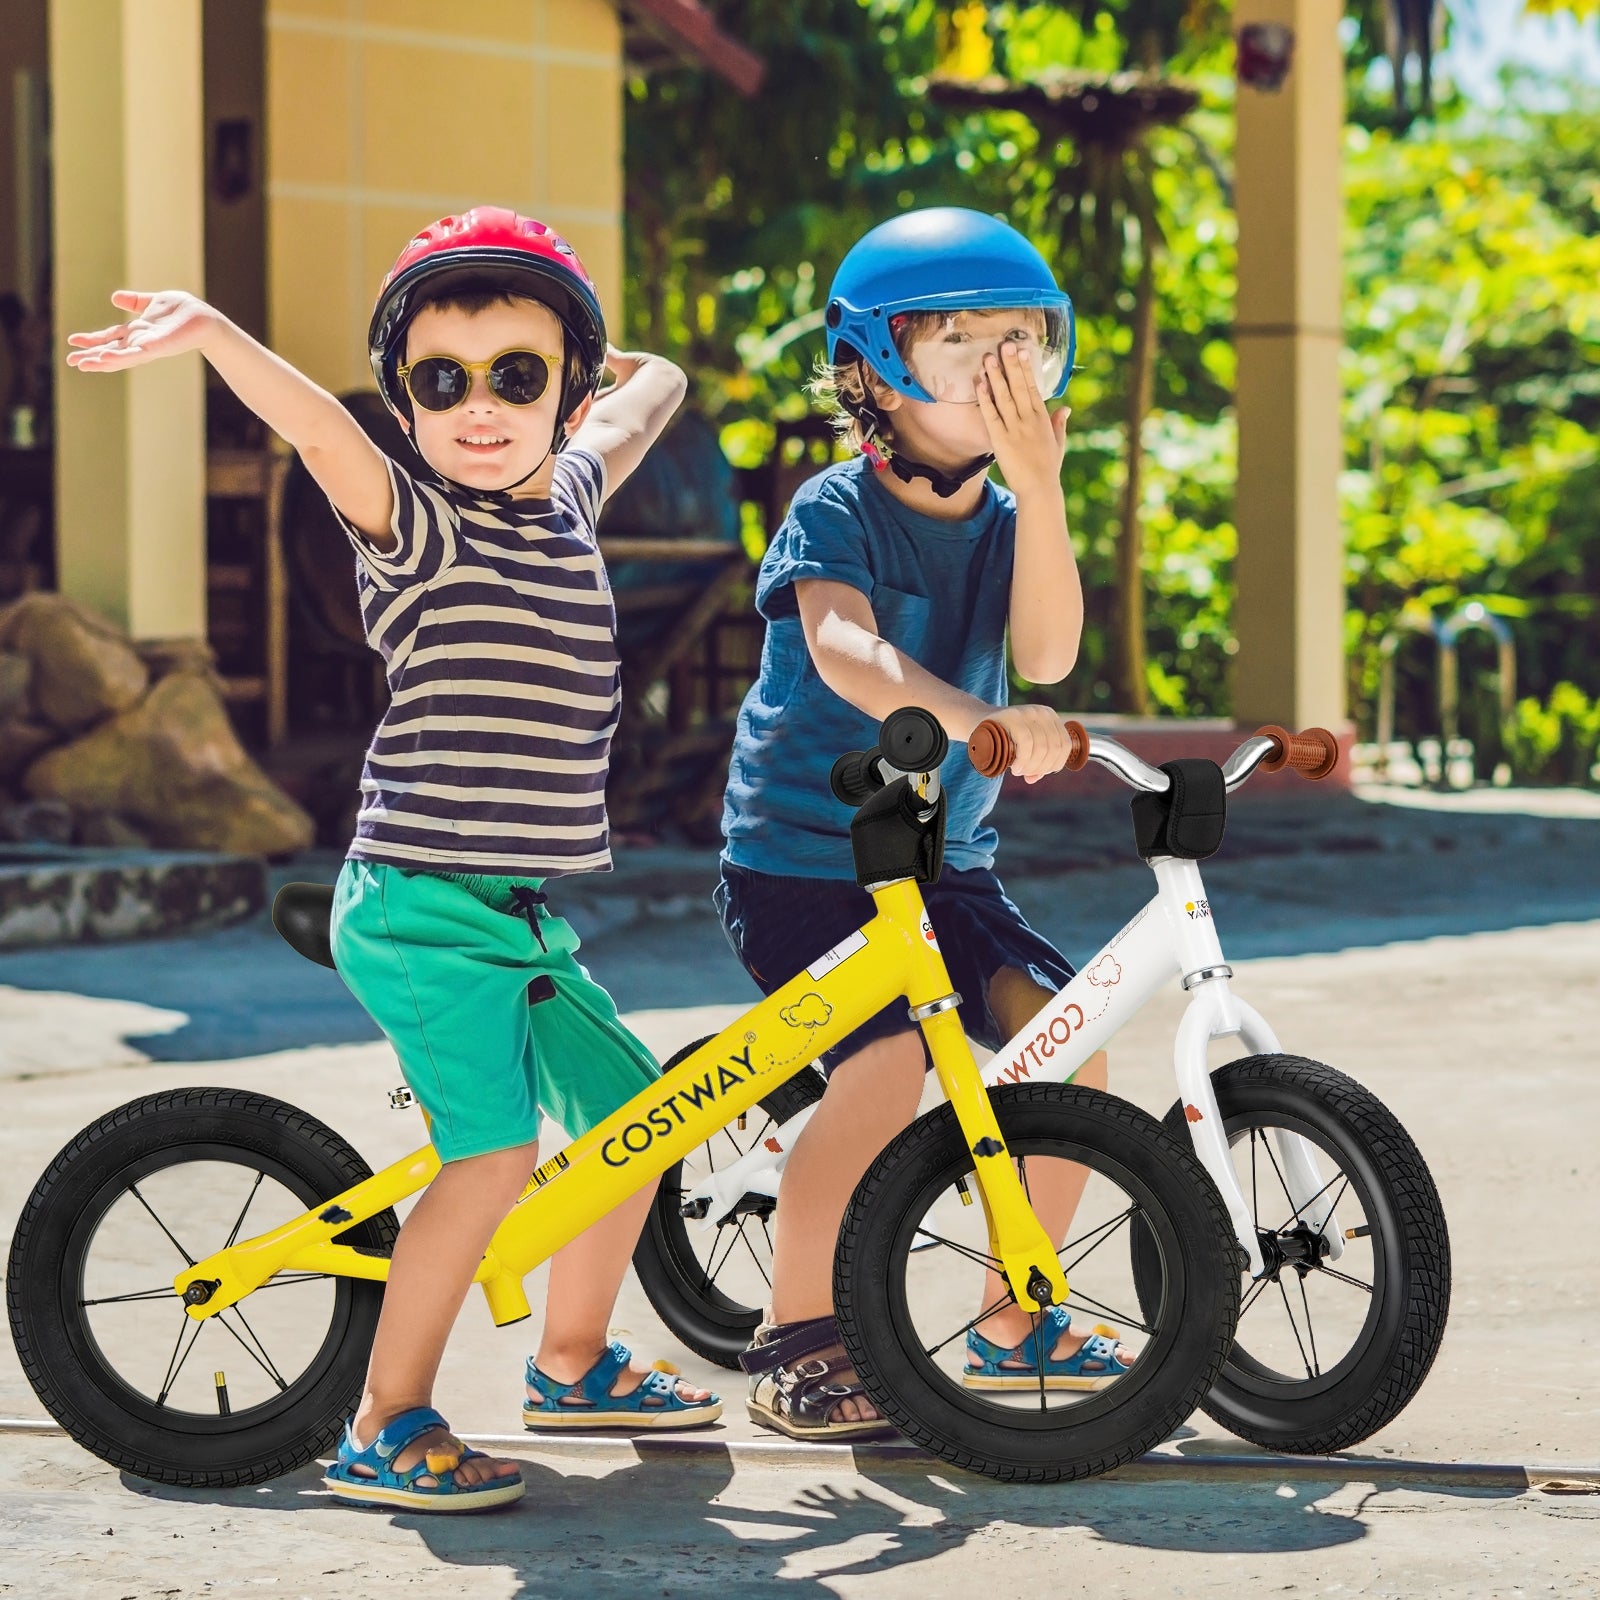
[1275,1277,1317,1379]
[1259,1137,1351,1237]
[734,1221,772,1290]
[1060,1289,1152,1336]
[1274,1173,1352,1237]
[222,1172,266,1250]
[154,1312,205,1407]
[127,1183,197,1269]
[697,1222,744,1295]
[1297,1272,1321,1377]
[80,1286,180,1308]
[910,1226,1000,1273]
[1314,1264,1373,1294]
[923,1288,1018,1361]
[1239,1274,1275,1320]
[1057,1206,1137,1276]
[214,1307,289,1392]
[1032,1313,1048,1413]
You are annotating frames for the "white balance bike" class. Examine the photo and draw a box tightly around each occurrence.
[633,720,1451,1456]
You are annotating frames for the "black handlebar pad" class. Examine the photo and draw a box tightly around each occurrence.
[830,746,885,807]
[830,709,950,809]
[878,707,947,774]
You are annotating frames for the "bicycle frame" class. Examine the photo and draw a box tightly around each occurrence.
[172,880,1070,1326]
[683,853,1343,1282]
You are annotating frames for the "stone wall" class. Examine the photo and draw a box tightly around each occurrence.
[0,594,313,855]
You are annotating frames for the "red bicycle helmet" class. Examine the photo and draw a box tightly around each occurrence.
[368,207,607,428]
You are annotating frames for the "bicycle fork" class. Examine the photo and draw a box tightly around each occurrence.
[1158,860,1345,1280]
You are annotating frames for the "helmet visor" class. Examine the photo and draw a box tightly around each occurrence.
[899,306,1071,405]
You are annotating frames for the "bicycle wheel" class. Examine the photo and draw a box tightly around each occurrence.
[1131,1054,1451,1454]
[834,1083,1240,1482]
[633,1036,826,1366]
[6,1088,399,1487]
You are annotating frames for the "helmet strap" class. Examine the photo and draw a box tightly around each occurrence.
[887,449,995,499]
[850,382,992,499]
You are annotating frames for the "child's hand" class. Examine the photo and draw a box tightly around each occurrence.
[66,290,219,372]
[978,703,1073,784]
[601,345,648,388]
[975,342,1069,502]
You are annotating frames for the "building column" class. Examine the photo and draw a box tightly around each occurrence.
[1231,0,1346,731]
[50,0,207,641]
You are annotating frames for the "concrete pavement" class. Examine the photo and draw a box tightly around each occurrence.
[1,785,1598,1595]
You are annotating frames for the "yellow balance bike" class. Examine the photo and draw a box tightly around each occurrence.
[6,709,1239,1486]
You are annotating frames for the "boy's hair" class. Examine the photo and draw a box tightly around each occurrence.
[810,305,1049,450]
[809,309,945,452]
[405,279,589,402]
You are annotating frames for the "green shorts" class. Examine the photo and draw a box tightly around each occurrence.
[330,861,660,1163]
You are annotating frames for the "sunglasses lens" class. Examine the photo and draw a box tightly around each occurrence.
[488,351,552,407]
[407,356,470,412]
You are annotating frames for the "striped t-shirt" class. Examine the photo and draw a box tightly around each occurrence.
[336,448,619,876]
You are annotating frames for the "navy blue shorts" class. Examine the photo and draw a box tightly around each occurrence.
[713,860,1075,1075]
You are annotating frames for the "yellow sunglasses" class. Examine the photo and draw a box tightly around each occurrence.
[396,347,563,413]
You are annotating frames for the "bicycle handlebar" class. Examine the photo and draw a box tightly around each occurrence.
[966,716,1340,792]
[1251,724,1340,780]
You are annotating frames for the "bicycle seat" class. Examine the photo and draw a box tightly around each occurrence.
[272,882,337,970]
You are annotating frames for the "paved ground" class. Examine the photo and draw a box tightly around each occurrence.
[2,783,1599,1595]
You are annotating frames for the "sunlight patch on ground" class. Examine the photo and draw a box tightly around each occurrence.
[0,987,188,1079]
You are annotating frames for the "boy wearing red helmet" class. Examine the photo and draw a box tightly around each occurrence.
[69,207,718,1511]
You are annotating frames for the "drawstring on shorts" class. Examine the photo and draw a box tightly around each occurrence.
[508,885,550,953]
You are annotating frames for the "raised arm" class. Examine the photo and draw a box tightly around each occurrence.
[976,342,1082,685]
[569,345,687,500]
[68,289,398,548]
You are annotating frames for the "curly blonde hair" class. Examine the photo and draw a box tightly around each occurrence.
[808,309,948,452]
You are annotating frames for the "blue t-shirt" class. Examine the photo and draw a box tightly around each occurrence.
[722,456,1015,878]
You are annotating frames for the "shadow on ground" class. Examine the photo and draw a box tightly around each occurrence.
[0,793,1595,1063]
[123,1446,1528,1598]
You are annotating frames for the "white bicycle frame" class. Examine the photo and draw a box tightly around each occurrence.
[682,733,1342,1281]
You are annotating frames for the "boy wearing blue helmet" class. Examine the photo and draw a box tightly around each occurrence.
[717,208,1134,1438]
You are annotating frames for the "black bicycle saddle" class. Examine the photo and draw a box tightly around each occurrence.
[272,882,337,970]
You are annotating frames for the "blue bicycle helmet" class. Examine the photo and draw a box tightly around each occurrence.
[825,207,1076,404]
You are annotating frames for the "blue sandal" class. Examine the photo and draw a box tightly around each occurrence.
[962,1307,1135,1392]
[523,1340,722,1430]
[323,1406,525,1512]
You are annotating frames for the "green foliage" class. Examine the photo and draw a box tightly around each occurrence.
[1505,683,1600,787]
[626,16,1600,739]
[1342,95,1600,744]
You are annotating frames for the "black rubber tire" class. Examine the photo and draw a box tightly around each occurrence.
[6,1088,398,1486]
[834,1083,1241,1483]
[632,1037,827,1367]
[1131,1055,1451,1454]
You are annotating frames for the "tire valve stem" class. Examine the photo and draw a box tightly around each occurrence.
[1344,1224,1372,1240]
[736,1113,747,1131]
[955,1175,973,1207]
[214,1371,231,1416]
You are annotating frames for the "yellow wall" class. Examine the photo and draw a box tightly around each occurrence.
[50,0,208,641]
[264,0,623,396]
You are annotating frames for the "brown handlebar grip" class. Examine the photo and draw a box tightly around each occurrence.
[968,720,1014,778]
[968,718,1091,778]
[1254,725,1339,780]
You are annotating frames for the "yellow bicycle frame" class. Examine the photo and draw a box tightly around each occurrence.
[173,876,1069,1325]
